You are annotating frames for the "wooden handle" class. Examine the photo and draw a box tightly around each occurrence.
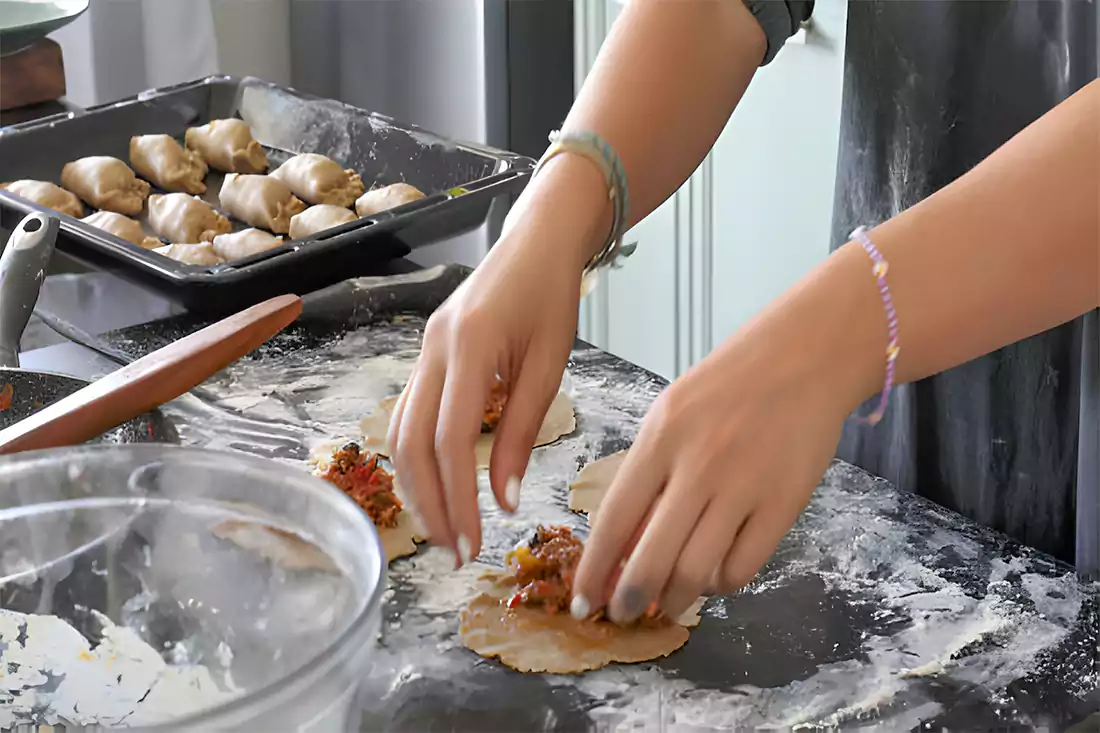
[0,294,303,455]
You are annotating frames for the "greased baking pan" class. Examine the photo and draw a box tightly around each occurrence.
[0,76,534,313]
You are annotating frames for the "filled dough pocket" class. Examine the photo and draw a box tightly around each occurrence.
[289,204,357,240]
[270,153,365,208]
[130,134,209,195]
[185,118,268,174]
[60,156,151,216]
[1,180,84,218]
[82,211,162,249]
[211,228,284,261]
[148,193,232,244]
[154,242,225,266]
[354,182,426,218]
[219,174,307,235]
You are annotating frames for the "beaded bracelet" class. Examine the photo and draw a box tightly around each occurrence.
[532,130,634,295]
[851,226,900,425]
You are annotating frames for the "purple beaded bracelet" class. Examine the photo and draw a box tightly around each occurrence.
[851,226,900,425]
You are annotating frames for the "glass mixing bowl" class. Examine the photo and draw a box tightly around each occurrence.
[0,445,385,731]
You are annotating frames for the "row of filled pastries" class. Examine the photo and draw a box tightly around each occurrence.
[0,118,427,266]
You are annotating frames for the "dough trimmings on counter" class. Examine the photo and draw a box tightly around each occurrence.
[219,174,306,235]
[569,449,628,520]
[311,442,423,563]
[60,156,151,216]
[130,134,209,195]
[184,118,268,174]
[354,182,426,218]
[288,204,357,240]
[154,242,224,266]
[211,228,284,261]
[147,193,232,244]
[459,525,700,674]
[82,211,162,249]
[270,153,366,208]
[0,179,84,218]
[359,383,576,470]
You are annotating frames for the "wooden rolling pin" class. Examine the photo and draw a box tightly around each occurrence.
[0,294,302,454]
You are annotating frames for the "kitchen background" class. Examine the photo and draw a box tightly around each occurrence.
[49,0,847,381]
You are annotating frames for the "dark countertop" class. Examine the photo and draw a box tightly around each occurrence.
[56,264,1098,731]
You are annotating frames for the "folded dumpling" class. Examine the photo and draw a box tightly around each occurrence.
[354,182,426,218]
[60,156,151,215]
[289,204,357,240]
[1,179,84,218]
[82,211,162,249]
[130,134,209,194]
[211,228,284,261]
[270,154,365,207]
[154,242,224,266]
[219,174,306,234]
[185,119,268,174]
[148,193,232,244]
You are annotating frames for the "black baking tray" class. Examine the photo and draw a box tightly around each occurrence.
[0,76,534,314]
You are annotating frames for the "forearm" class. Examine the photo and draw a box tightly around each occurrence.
[736,80,1099,411]
[503,0,766,271]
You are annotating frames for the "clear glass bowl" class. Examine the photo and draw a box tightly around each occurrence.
[0,445,385,731]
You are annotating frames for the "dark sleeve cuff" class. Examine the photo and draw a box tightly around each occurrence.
[742,0,815,65]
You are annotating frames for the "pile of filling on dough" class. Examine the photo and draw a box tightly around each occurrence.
[481,378,509,433]
[504,525,662,623]
[315,442,403,528]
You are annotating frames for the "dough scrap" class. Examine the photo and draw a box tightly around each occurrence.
[130,134,209,194]
[289,204,357,240]
[219,174,306,234]
[60,156,150,215]
[459,574,695,674]
[1,179,84,218]
[185,118,268,174]
[211,227,284,261]
[360,389,576,468]
[354,182,426,218]
[271,153,365,207]
[212,519,337,573]
[147,193,231,244]
[379,510,419,563]
[154,242,224,266]
[569,449,628,520]
[82,211,161,249]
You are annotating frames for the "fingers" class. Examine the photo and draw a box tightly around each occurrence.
[570,431,671,621]
[391,356,453,556]
[386,361,418,458]
[657,496,747,620]
[488,343,564,513]
[721,499,800,593]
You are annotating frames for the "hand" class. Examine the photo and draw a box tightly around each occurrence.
[387,224,584,565]
[570,302,869,624]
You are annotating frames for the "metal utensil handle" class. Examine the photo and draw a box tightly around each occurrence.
[0,212,59,368]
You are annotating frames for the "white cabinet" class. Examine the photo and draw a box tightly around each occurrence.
[575,0,848,381]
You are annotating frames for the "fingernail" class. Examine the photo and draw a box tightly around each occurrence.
[570,594,591,620]
[610,587,647,625]
[456,534,473,566]
[504,476,521,513]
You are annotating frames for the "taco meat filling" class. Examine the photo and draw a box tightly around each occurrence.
[317,442,402,528]
[503,525,662,623]
[481,378,508,433]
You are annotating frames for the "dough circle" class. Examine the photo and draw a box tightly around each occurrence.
[568,449,628,520]
[359,389,576,468]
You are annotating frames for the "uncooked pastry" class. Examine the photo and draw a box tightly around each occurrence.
[289,204,357,240]
[219,174,306,234]
[569,449,628,521]
[184,118,268,174]
[0,179,84,218]
[154,242,224,266]
[354,182,426,218]
[147,193,232,244]
[82,211,161,249]
[211,228,284,261]
[129,134,209,194]
[458,570,701,674]
[60,156,150,215]
[212,519,337,573]
[359,389,576,469]
[270,153,365,207]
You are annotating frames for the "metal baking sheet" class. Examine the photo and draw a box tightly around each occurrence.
[99,266,1100,731]
[0,76,533,313]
